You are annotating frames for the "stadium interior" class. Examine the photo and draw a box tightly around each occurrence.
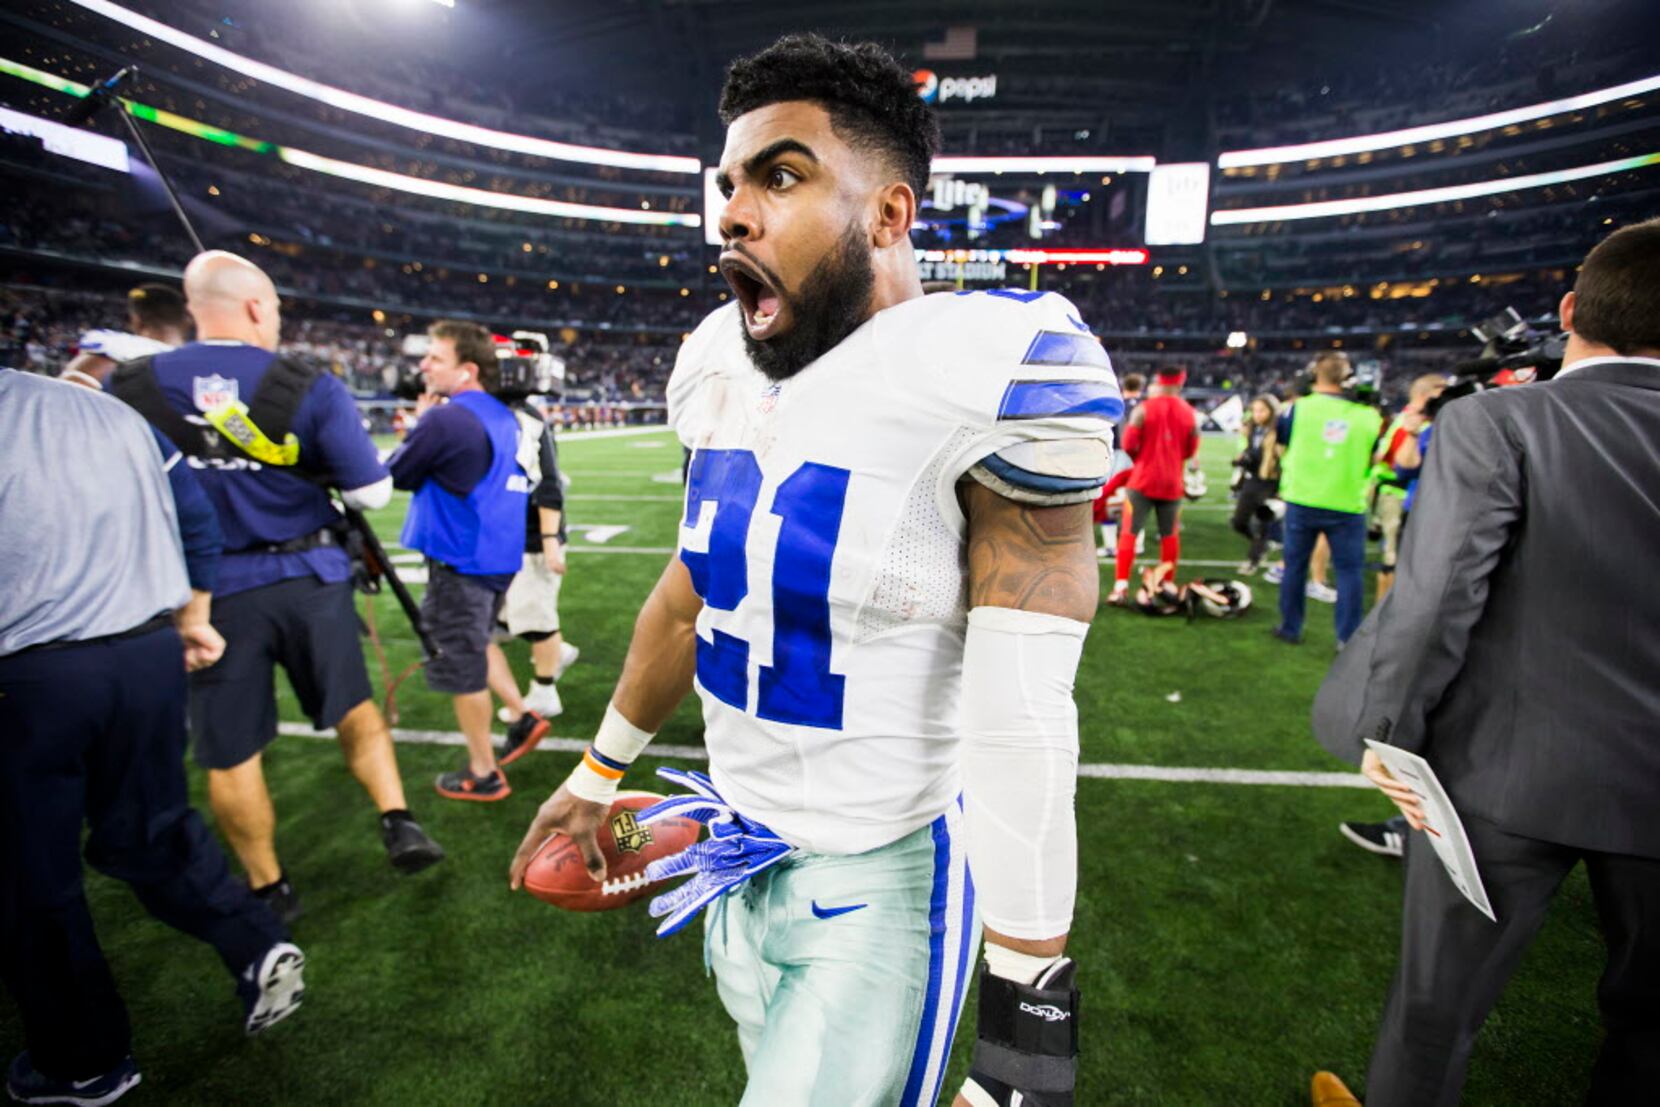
[2,0,1657,1102]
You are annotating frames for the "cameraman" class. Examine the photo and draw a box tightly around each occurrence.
[109,252,445,923]
[489,398,578,764]
[389,321,529,802]
[1270,352,1382,646]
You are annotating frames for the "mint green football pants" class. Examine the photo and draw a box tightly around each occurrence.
[704,803,980,1107]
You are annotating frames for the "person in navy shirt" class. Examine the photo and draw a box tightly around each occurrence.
[389,320,529,802]
[132,253,444,922]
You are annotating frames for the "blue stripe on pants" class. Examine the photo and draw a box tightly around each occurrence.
[929,846,978,1107]
[899,814,952,1107]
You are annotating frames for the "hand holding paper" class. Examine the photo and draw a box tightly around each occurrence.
[1364,741,1497,922]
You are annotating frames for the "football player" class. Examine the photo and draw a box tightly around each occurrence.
[511,34,1117,1107]
[60,283,189,391]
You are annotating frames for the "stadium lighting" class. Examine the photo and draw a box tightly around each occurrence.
[1002,248,1149,266]
[1226,331,1248,349]
[0,56,700,227]
[1219,72,1660,168]
[914,248,1147,267]
[0,104,129,172]
[61,0,701,174]
[933,156,1156,175]
[277,148,700,226]
[1210,151,1660,225]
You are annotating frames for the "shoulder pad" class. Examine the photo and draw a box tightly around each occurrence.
[81,330,171,362]
[927,290,1120,423]
[925,289,1110,376]
[968,437,1114,506]
[667,304,746,449]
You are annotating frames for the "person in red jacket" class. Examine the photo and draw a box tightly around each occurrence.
[1109,366,1198,604]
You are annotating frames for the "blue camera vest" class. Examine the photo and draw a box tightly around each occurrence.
[401,391,527,576]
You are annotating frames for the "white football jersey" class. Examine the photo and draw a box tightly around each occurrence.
[78,330,173,362]
[667,290,1119,854]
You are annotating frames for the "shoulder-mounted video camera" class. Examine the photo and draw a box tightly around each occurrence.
[1426,307,1565,419]
[491,331,566,401]
[392,330,566,402]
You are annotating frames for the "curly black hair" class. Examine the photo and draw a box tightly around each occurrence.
[719,34,940,197]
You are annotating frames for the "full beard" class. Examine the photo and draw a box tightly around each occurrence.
[742,223,875,383]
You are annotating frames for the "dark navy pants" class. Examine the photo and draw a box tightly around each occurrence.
[1277,503,1368,644]
[0,626,287,1079]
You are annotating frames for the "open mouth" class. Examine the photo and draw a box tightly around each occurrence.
[720,253,788,340]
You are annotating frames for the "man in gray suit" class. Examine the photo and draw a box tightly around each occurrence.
[1312,217,1660,1107]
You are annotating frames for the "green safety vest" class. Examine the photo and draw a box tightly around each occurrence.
[1279,392,1384,515]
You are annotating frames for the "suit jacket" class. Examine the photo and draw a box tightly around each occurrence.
[1314,358,1660,858]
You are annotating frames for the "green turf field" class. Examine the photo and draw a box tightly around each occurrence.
[1,431,1606,1105]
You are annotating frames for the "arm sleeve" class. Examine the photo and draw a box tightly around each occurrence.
[1355,399,1522,753]
[960,607,1086,939]
[340,476,393,511]
[151,426,222,593]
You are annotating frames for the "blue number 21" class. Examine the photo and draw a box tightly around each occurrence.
[680,449,849,730]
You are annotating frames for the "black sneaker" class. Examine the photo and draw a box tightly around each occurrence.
[6,1052,140,1106]
[237,941,306,1035]
[498,711,549,767]
[435,767,511,803]
[1339,817,1408,858]
[252,873,302,926]
[380,811,445,874]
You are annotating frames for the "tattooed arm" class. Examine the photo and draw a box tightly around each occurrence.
[958,478,1098,957]
[950,480,1093,1107]
[963,480,1100,624]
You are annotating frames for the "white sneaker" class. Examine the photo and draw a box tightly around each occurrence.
[523,680,564,718]
[553,641,580,680]
[1306,581,1338,603]
[1264,563,1285,584]
[241,941,305,1035]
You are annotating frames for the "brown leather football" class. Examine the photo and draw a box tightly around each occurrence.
[522,791,701,911]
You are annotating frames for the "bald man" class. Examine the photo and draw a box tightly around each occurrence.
[109,252,444,923]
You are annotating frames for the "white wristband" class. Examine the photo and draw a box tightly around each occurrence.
[563,703,655,804]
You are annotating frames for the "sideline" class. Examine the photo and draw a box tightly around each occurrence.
[276,722,1369,789]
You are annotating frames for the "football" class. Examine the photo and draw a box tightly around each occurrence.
[522,791,702,912]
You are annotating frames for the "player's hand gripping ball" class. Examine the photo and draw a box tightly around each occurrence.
[522,792,701,911]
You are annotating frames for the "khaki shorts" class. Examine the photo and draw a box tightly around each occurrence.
[495,552,562,638]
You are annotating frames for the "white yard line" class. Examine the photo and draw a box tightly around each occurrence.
[566,494,684,503]
[389,543,1273,567]
[276,722,1367,788]
[556,425,675,442]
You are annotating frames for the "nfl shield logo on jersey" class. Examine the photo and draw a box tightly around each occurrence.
[193,374,239,412]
